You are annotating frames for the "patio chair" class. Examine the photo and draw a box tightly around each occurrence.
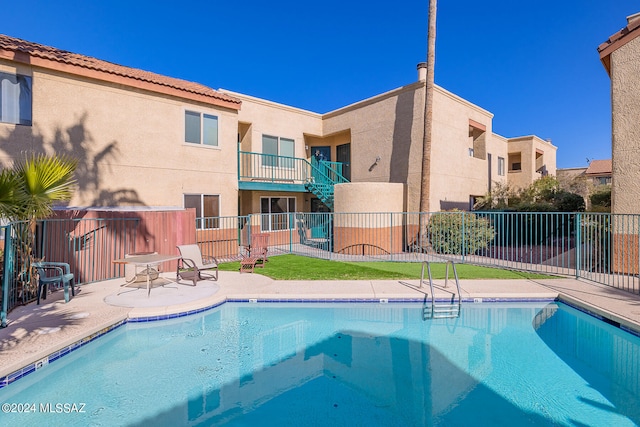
[240,233,269,273]
[176,244,219,286]
[33,262,75,304]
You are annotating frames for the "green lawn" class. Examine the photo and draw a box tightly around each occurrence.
[218,254,555,281]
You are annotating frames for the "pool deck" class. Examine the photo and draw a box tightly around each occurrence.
[1,272,640,383]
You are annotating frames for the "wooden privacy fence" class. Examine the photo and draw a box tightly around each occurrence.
[1,209,198,325]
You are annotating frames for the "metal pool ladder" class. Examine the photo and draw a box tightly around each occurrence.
[420,260,462,319]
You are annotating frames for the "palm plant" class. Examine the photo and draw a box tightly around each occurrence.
[0,153,77,298]
[13,153,77,223]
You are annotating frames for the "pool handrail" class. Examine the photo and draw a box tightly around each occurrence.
[421,260,462,319]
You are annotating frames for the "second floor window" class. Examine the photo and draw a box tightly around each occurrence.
[262,135,294,168]
[498,157,505,176]
[185,111,218,146]
[0,71,32,126]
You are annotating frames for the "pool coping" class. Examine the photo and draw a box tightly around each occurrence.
[1,291,637,391]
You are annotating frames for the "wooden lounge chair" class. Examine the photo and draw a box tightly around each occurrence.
[33,261,75,304]
[240,233,269,273]
[176,244,219,285]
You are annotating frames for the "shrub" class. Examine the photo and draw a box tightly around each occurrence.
[590,186,611,212]
[475,177,584,213]
[553,191,585,212]
[427,210,495,255]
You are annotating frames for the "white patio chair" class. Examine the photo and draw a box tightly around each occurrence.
[176,244,219,285]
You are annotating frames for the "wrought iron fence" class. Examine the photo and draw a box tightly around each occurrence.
[3,211,640,326]
[200,211,639,294]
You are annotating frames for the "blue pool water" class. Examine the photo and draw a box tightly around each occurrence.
[0,302,639,426]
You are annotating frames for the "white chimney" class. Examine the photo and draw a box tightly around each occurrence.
[417,62,427,81]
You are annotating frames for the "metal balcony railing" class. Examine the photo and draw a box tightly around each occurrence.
[238,151,349,209]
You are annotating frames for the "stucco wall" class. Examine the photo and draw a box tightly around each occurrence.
[333,183,405,254]
[323,84,509,212]
[429,88,507,211]
[611,35,640,214]
[333,182,404,214]
[222,91,323,161]
[507,136,557,190]
[0,60,240,215]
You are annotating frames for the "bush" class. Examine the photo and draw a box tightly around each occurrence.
[514,202,556,212]
[553,191,585,212]
[427,210,495,255]
[475,177,585,212]
[590,186,611,212]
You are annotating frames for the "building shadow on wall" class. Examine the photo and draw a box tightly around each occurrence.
[0,112,144,207]
[0,111,146,208]
[0,112,154,279]
[390,90,415,186]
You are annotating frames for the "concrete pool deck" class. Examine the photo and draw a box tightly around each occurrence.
[1,271,640,382]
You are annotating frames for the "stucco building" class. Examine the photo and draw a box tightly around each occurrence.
[598,12,640,214]
[0,34,555,222]
[0,34,242,219]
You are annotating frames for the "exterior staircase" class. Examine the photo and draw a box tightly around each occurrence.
[305,157,349,210]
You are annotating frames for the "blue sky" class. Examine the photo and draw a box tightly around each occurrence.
[2,1,637,168]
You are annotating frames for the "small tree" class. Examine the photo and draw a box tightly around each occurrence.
[473,182,513,210]
[427,210,495,255]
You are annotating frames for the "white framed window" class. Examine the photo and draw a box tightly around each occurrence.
[260,197,296,231]
[0,71,32,125]
[262,135,294,168]
[498,157,505,176]
[184,194,220,229]
[185,111,218,147]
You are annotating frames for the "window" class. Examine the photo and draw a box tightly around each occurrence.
[0,72,32,125]
[498,157,505,176]
[184,194,220,229]
[262,135,294,168]
[185,111,218,146]
[468,148,474,157]
[260,197,296,231]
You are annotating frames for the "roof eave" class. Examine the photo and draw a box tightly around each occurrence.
[598,18,640,77]
[0,47,241,111]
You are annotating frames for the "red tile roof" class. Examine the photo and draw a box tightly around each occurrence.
[598,13,640,75]
[0,34,241,110]
[585,159,612,176]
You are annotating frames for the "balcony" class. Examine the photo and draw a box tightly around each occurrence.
[238,151,348,209]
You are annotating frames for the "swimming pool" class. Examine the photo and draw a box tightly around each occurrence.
[0,301,638,426]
